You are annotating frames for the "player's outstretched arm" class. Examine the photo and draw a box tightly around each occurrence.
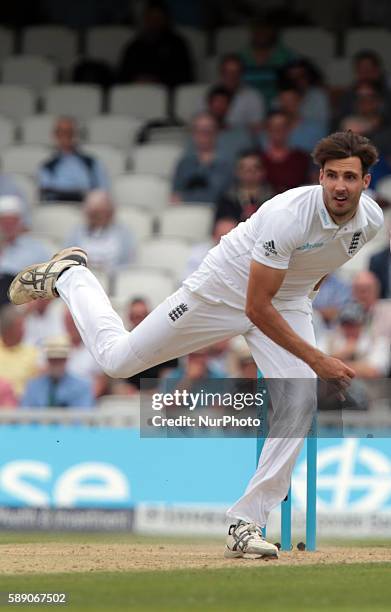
[246,260,355,384]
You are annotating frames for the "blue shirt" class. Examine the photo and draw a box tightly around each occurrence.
[38,151,110,201]
[65,222,135,271]
[0,234,50,275]
[172,153,232,204]
[21,372,94,409]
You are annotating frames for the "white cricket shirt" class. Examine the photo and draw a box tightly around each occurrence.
[184,185,384,313]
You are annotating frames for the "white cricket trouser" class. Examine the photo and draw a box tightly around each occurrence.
[56,266,316,528]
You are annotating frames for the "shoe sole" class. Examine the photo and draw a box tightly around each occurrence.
[8,247,88,305]
[224,546,278,560]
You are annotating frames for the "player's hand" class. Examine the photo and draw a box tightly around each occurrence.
[311,355,355,400]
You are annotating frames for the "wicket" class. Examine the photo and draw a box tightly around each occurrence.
[256,376,317,551]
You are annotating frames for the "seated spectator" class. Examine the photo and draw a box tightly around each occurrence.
[118,2,193,87]
[278,58,330,129]
[38,117,110,202]
[164,348,226,385]
[63,308,108,397]
[23,298,65,355]
[211,54,266,130]
[0,305,39,397]
[240,19,295,109]
[337,50,391,126]
[216,150,274,222]
[0,196,50,277]
[313,274,352,328]
[64,190,135,271]
[21,337,94,409]
[260,111,311,193]
[369,245,390,299]
[183,217,238,279]
[205,86,255,164]
[339,115,391,189]
[171,113,232,204]
[318,303,390,378]
[0,173,31,228]
[352,271,391,342]
[274,86,326,153]
[111,297,178,395]
[0,378,17,408]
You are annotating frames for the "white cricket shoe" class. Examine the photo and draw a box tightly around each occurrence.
[8,247,88,305]
[225,521,279,559]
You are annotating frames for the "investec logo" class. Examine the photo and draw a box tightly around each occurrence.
[297,241,324,251]
[263,240,277,256]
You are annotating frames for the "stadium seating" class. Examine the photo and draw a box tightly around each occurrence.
[113,174,170,210]
[174,83,209,123]
[85,26,133,67]
[1,144,49,174]
[109,84,168,121]
[1,55,57,92]
[215,27,249,55]
[21,114,56,146]
[22,26,78,71]
[0,85,36,121]
[116,207,154,243]
[0,116,15,151]
[0,27,13,63]
[83,144,128,178]
[113,266,176,307]
[86,115,142,149]
[345,28,391,70]
[177,26,207,81]
[32,204,82,242]
[8,173,38,204]
[138,237,192,282]
[158,205,214,241]
[324,58,352,88]
[132,144,183,179]
[282,28,335,66]
[43,85,102,121]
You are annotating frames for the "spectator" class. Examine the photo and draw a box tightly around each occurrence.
[319,303,390,378]
[183,217,238,279]
[213,54,266,130]
[23,298,65,354]
[165,348,226,383]
[369,245,391,299]
[274,86,326,153]
[351,270,391,343]
[339,115,391,189]
[279,58,330,128]
[0,173,31,228]
[0,196,50,277]
[337,51,391,125]
[111,297,178,394]
[216,150,274,222]
[205,86,255,164]
[0,305,39,397]
[21,337,94,409]
[313,274,352,327]
[65,190,135,271]
[240,20,295,108]
[0,378,17,408]
[260,111,311,193]
[171,113,232,204]
[118,2,193,87]
[38,117,110,202]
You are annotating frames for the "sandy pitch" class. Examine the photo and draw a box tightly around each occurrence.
[0,542,390,574]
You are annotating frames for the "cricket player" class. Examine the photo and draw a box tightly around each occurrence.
[9,131,383,558]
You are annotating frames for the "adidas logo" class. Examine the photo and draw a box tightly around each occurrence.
[263,240,277,256]
[168,302,188,322]
[348,231,361,255]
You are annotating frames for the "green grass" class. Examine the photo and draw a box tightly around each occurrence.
[1,565,391,612]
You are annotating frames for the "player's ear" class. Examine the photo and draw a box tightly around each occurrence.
[363,173,371,189]
[319,168,324,184]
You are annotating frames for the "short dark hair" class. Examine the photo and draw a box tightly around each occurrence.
[354,49,382,66]
[207,85,232,103]
[219,53,244,70]
[312,131,379,175]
